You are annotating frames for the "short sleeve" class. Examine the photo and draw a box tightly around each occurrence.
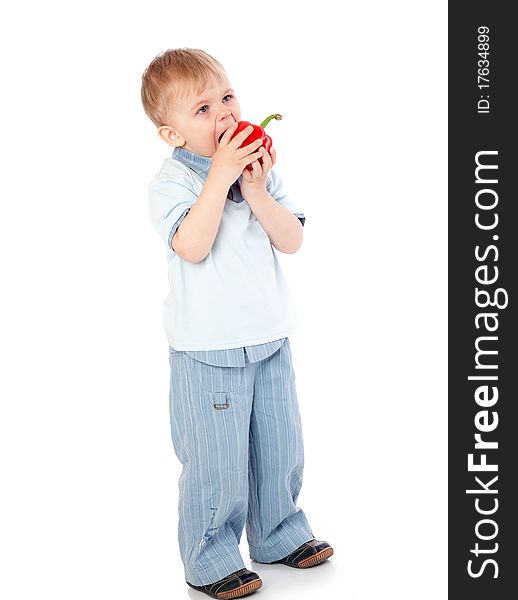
[266,169,305,226]
[148,169,198,252]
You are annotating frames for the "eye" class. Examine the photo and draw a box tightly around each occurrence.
[197,95,234,115]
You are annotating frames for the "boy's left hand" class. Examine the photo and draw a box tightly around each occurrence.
[239,147,277,200]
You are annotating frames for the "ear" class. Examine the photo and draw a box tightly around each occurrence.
[157,125,185,147]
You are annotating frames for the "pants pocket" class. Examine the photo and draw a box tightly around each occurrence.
[187,358,244,393]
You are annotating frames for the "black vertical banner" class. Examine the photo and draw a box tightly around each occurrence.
[449,3,517,598]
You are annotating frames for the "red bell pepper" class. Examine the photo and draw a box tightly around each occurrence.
[220,113,282,171]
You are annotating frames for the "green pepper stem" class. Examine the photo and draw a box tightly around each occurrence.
[259,113,282,129]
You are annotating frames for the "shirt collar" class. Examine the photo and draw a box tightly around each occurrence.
[171,145,245,203]
[172,146,211,175]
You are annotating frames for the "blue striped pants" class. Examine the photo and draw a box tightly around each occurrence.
[168,338,314,585]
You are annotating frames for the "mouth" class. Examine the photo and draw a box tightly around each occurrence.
[217,116,237,145]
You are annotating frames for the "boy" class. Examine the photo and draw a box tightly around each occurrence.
[141,48,333,599]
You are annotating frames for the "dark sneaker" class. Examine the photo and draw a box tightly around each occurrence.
[273,539,334,568]
[186,568,263,599]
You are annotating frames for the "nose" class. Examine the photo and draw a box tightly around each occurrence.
[217,109,232,121]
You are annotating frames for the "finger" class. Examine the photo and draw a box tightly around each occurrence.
[243,150,263,166]
[230,124,255,148]
[251,159,262,177]
[241,167,252,182]
[252,150,266,176]
[270,147,277,166]
[260,148,272,171]
[237,137,263,158]
[218,121,239,145]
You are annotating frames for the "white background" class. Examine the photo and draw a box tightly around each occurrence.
[0,1,447,599]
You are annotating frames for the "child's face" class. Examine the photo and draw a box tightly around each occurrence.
[160,72,241,157]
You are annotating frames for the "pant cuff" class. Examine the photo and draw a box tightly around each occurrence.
[248,528,314,563]
[184,551,246,586]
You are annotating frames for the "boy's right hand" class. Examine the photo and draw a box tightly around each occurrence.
[209,123,264,187]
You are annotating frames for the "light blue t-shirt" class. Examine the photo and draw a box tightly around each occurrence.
[148,147,305,352]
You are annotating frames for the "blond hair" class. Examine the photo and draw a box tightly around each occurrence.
[141,48,225,128]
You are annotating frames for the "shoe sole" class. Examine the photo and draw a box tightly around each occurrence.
[188,578,262,599]
[297,547,334,568]
[217,578,263,599]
